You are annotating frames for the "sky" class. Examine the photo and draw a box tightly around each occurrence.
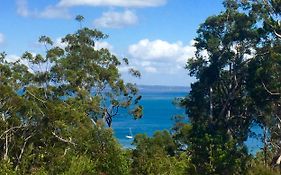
[0,0,224,86]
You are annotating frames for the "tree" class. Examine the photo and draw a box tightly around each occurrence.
[240,0,281,167]
[0,16,141,174]
[182,0,260,174]
[181,0,281,173]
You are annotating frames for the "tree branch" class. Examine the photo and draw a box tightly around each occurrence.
[52,131,76,146]
[26,90,47,103]
[262,82,281,96]
[15,134,33,170]
[0,125,27,139]
[274,30,281,39]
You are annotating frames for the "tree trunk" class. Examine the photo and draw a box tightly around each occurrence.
[4,130,8,160]
[209,87,213,119]
[263,127,268,166]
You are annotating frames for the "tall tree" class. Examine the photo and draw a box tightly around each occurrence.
[241,0,281,166]
[0,16,141,174]
[183,1,260,174]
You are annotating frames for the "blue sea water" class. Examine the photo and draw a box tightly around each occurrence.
[112,86,186,148]
[112,86,263,154]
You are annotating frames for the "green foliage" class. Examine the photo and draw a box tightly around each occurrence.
[61,155,96,175]
[81,127,131,175]
[180,0,281,174]
[247,152,279,175]
[187,127,249,174]
[130,0,281,174]
[75,15,85,23]
[247,164,279,175]
[1,0,281,174]
[131,130,189,175]
[0,160,17,175]
[0,17,138,174]
[183,1,258,173]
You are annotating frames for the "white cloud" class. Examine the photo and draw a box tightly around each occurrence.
[140,61,151,67]
[0,33,4,44]
[54,38,113,51]
[128,39,196,74]
[16,0,29,17]
[58,0,166,8]
[5,55,33,72]
[118,65,137,74]
[6,55,21,63]
[54,38,68,49]
[37,6,71,19]
[16,0,71,19]
[16,0,166,20]
[94,10,138,28]
[129,39,196,63]
[6,53,57,74]
[144,66,157,73]
[37,36,113,53]
[95,41,113,50]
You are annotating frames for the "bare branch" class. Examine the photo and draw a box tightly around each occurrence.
[52,131,76,146]
[0,125,27,139]
[63,147,70,156]
[110,105,119,117]
[90,118,97,126]
[26,90,47,103]
[274,30,281,39]
[262,82,281,96]
[104,106,119,127]
[15,134,33,170]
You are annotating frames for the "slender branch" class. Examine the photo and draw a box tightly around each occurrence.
[262,82,281,96]
[104,109,112,127]
[90,118,97,126]
[111,105,119,117]
[63,147,70,156]
[0,125,26,139]
[26,90,47,103]
[274,30,281,39]
[218,78,240,118]
[270,142,281,149]
[4,128,8,160]
[104,105,119,127]
[15,134,33,170]
[52,131,76,146]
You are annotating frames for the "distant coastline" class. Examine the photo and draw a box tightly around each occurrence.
[138,85,190,93]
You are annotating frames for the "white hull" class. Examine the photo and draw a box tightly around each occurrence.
[126,135,133,139]
[126,128,133,139]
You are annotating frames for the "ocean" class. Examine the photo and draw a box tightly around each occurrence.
[112,85,187,148]
[112,85,263,154]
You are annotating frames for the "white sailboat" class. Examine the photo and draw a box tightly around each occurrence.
[126,128,133,139]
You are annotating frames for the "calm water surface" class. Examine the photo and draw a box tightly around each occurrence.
[112,87,263,153]
[112,89,186,148]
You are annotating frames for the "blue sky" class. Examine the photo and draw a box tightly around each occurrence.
[0,0,224,86]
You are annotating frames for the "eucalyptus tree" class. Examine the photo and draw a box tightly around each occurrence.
[24,26,142,127]
[0,52,33,158]
[0,16,141,174]
[240,0,281,166]
[183,0,260,174]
